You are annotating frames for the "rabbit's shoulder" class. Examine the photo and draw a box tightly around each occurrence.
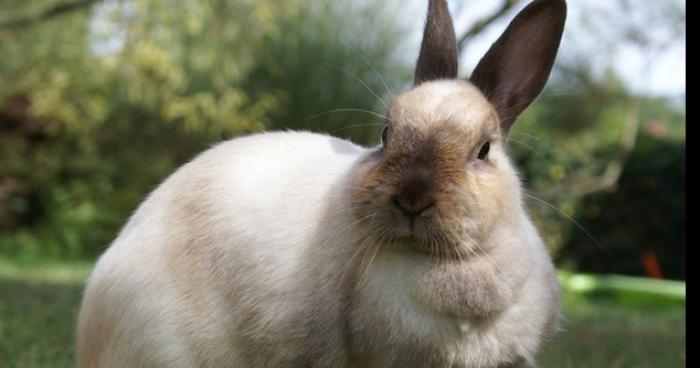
[150,131,368,218]
[193,131,367,172]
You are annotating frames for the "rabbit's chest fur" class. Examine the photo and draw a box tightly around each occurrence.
[345,226,558,368]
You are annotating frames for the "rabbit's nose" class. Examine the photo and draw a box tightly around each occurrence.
[393,173,436,218]
[394,197,435,218]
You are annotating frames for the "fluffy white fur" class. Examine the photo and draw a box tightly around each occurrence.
[77,80,560,368]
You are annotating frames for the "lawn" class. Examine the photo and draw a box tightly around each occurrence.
[0,260,686,367]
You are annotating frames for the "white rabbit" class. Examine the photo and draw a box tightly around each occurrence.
[76,0,567,367]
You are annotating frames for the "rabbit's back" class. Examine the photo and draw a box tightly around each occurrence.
[76,131,367,368]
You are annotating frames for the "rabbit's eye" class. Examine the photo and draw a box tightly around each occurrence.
[381,126,389,147]
[477,141,490,160]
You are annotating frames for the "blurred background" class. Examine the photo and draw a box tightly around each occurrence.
[0,0,685,366]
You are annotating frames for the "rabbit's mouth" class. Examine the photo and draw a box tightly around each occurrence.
[382,207,467,259]
[391,230,465,260]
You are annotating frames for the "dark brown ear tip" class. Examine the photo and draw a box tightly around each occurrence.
[548,0,568,39]
[428,0,450,13]
[536,0,567,8]
[551,0,567,11]
[551,0,567,23]
[538,0,568,19]
[413,0,459,85]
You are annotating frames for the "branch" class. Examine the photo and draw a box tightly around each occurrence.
[457,0,522,51]
[0,0,101,30]
[571,99,641,196]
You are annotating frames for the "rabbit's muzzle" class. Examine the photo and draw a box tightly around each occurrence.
[392,166,437,221]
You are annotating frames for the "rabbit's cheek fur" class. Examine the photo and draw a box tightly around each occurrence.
[457,149,524,252]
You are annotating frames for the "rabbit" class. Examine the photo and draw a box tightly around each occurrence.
[76,0,567,367]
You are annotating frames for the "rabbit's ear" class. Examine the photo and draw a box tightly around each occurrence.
[414,0,458,86]
[470,0,566,134]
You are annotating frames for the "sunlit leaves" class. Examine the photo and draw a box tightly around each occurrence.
[0,0,404,259]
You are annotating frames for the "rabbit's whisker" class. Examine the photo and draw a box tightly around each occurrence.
[330,122,386,135]
[504,137,545,158]
[509,131,553,148]
[343,41,394,97]
[523,191,611,255]
[320,63,387,108]
[304,108,388,122]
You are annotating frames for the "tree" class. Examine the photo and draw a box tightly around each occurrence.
[0,0,405,258]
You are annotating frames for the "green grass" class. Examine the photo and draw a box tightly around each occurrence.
[0,260,90,368]
[0,260,686,367]
[539,293,685,367]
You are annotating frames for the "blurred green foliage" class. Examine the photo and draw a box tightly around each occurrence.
[0,0,403,259]
[0,0,685,280]
[513,73,685,280]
